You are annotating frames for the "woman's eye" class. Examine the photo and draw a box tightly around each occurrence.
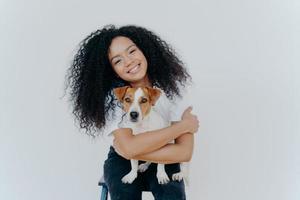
[129,49,136,54]
[114,60,121,65]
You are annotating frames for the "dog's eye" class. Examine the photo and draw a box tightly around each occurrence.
[141,98,148,103]
[124,97,131,103]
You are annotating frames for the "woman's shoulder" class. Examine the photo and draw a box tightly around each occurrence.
[153,84,193,122]
[154,84,191,104]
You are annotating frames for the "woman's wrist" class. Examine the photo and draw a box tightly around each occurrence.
[172,120,190,135]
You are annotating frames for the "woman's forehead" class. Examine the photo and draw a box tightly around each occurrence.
[108,36,136,56]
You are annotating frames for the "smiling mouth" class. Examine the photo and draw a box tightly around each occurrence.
[127,64,141,74]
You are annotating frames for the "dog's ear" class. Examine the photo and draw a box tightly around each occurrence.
[146,87,161,106]
[113,86,130,102]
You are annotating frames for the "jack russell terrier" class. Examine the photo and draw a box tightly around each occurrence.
[113,86,189,185]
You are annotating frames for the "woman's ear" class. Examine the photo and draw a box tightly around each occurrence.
[113,86,130,102]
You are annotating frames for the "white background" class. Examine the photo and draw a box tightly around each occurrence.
[1,0,299,200]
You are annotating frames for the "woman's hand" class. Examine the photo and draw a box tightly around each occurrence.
[181,106,199,133]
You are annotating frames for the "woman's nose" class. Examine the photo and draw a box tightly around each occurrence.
[123,55,133,67]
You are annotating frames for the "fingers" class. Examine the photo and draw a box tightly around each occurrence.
[183,106,193,114]
[187,106,193,111]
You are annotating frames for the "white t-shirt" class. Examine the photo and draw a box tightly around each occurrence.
[101,85,193,145]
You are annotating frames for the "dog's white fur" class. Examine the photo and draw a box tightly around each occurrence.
[115,87,189,185]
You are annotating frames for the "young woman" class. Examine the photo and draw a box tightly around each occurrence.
[65,24,199,200]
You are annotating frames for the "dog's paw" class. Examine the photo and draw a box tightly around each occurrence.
[138,163,150,173]
[157,171,170,184]
[172,172,183,181]
[121,172,138,184]
[172,172,189,185]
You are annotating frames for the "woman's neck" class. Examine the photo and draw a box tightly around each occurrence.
[129,75,152,88]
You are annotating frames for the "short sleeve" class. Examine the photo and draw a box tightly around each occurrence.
[103,105,126,137]
[169,85,193,122]
[101,90,128,138]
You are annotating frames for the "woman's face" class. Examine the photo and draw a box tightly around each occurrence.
[108,36,148,84]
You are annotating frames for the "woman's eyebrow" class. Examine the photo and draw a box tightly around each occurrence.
[110,44,136,62]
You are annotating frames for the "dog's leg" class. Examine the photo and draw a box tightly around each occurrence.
[138,161,151,173]
[172,162,190,185]
[121,159,139,184]
[157,164,170,184]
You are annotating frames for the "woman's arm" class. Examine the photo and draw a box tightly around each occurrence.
[112,120,190,159]
[113,106,199,161]
[130,132,194,164]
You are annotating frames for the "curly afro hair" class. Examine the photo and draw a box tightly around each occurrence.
[64,24,192,137]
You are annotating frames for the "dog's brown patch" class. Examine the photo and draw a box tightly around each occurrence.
[113,86,162,118]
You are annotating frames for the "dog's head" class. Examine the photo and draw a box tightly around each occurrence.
[113,86,161,123]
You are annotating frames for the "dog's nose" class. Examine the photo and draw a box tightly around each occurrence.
[130,111,139,119]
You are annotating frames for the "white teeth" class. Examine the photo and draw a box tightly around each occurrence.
[129,64,140,73]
